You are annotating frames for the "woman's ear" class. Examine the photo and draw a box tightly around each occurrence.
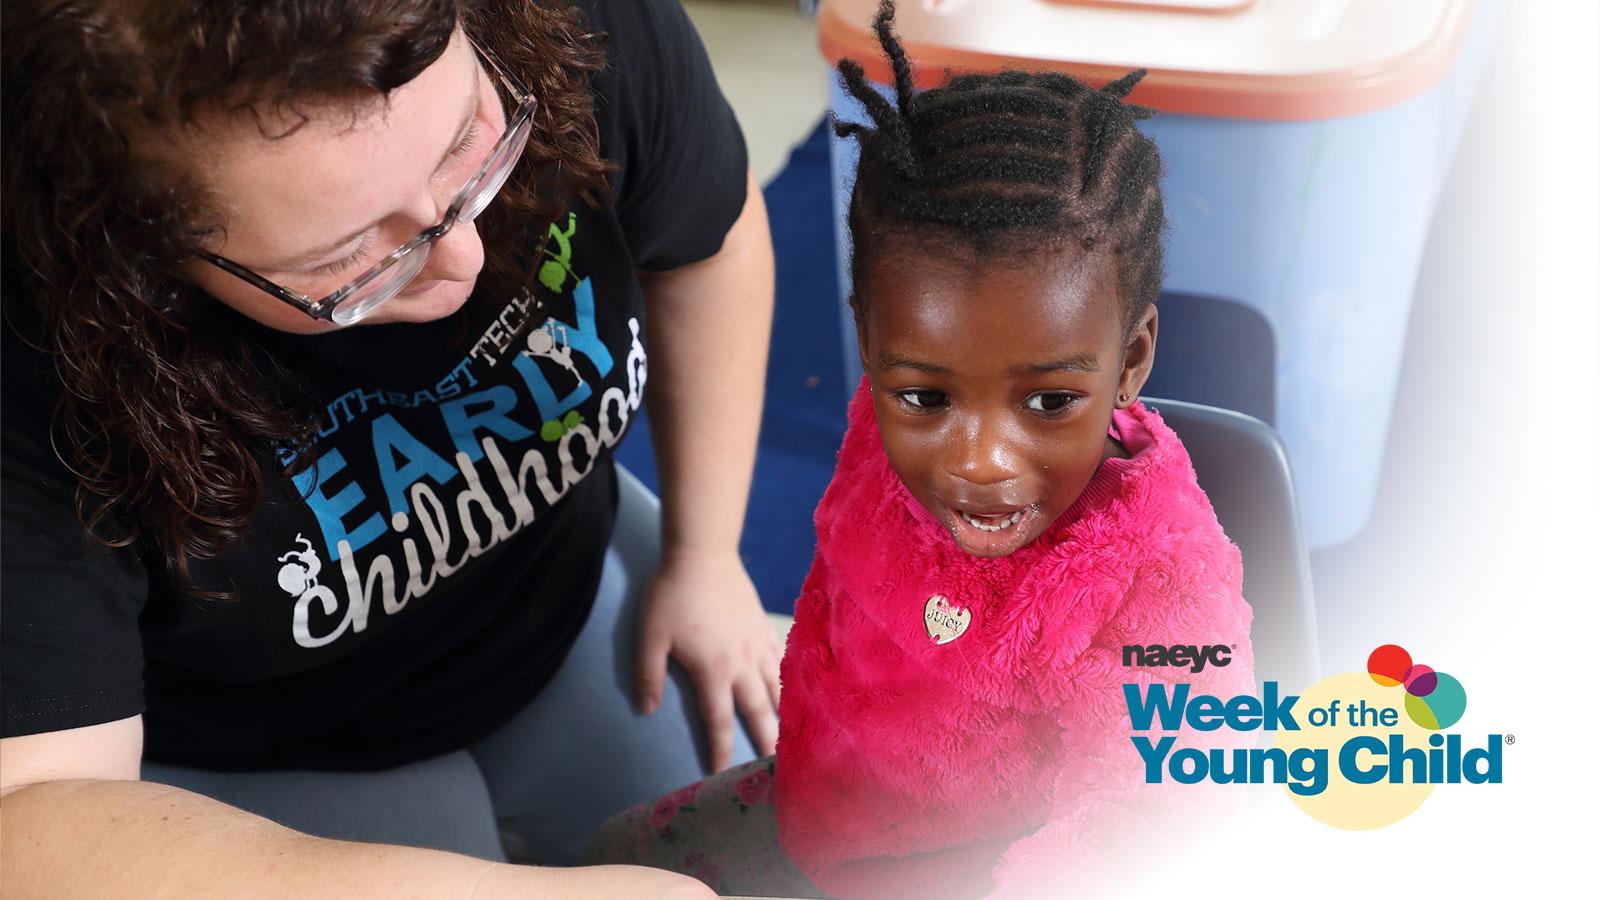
[1116,304,1158,408]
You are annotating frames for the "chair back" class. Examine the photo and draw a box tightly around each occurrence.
[1143,398,1320,689]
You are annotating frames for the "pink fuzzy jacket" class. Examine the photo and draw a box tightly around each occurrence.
[774,383,1256,900]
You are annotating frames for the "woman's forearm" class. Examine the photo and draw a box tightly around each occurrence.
[1,778,501,898]
[640,168,775,559]
[0,779,711,900]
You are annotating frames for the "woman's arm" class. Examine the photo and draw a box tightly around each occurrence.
[0,718,714,899]
[636,167,780,773]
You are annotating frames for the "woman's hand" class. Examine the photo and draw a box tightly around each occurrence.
[478,863,717,900]
[635,167,777,774]
[635,547,782,774]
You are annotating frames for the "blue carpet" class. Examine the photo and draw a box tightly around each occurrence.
[615,121,846,613]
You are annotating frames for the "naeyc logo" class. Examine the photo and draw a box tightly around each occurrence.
[1121,642,1233,673]
[1123,643,1507,830]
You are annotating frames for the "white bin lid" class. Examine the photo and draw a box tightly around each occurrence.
[819,0,1476,119]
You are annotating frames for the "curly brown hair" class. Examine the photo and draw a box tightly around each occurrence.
[1,0,613,597]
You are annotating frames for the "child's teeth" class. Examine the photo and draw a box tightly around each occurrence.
[959,509,1024,532]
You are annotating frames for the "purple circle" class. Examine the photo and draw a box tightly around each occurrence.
[1403,664,1437,697]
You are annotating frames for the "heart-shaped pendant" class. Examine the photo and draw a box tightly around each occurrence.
[924,594,971,645]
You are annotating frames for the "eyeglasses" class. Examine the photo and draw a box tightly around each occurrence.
[200,35,536,326]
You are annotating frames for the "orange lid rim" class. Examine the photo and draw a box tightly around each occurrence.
[817,0,1475,122]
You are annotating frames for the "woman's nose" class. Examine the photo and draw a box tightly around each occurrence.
[408,174,486,286]
[945,416,1019,487]
[419,218,486,285]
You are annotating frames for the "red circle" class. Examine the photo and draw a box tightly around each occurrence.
[1368,644,1411,686]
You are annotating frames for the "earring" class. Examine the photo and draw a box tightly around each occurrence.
[1118,392,1130,404]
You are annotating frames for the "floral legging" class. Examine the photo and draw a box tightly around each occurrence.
[582,755,828,898]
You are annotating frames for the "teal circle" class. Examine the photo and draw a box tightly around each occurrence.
[1403,672,1466,730]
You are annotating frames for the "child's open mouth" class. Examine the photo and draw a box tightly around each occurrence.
[945,502,1039,557]
[957,509,1023,532]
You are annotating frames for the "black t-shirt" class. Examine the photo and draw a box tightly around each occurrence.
[0,0,748,771]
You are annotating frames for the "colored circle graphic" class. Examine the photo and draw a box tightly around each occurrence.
[1367,644,1411,686]
[1403,664,1437,697]
[1403,671,1466,730]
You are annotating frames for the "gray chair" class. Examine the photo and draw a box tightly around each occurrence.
[1143,398,1320,689]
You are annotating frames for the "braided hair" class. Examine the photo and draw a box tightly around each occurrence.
[837,0,1166,333]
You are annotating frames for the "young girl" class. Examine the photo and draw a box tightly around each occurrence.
[585,2,1255,896]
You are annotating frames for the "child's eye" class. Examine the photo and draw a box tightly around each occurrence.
[896,389,949,411]
[1024,392,1079,414]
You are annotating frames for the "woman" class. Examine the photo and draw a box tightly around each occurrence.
[0,0,775,895]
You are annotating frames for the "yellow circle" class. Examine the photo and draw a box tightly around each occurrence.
[1274,671,1435,829]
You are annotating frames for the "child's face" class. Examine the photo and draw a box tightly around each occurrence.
[857,247,1155,558]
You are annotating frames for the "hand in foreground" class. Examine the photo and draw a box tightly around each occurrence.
[635,548,782,773]
[472,862,716,900]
